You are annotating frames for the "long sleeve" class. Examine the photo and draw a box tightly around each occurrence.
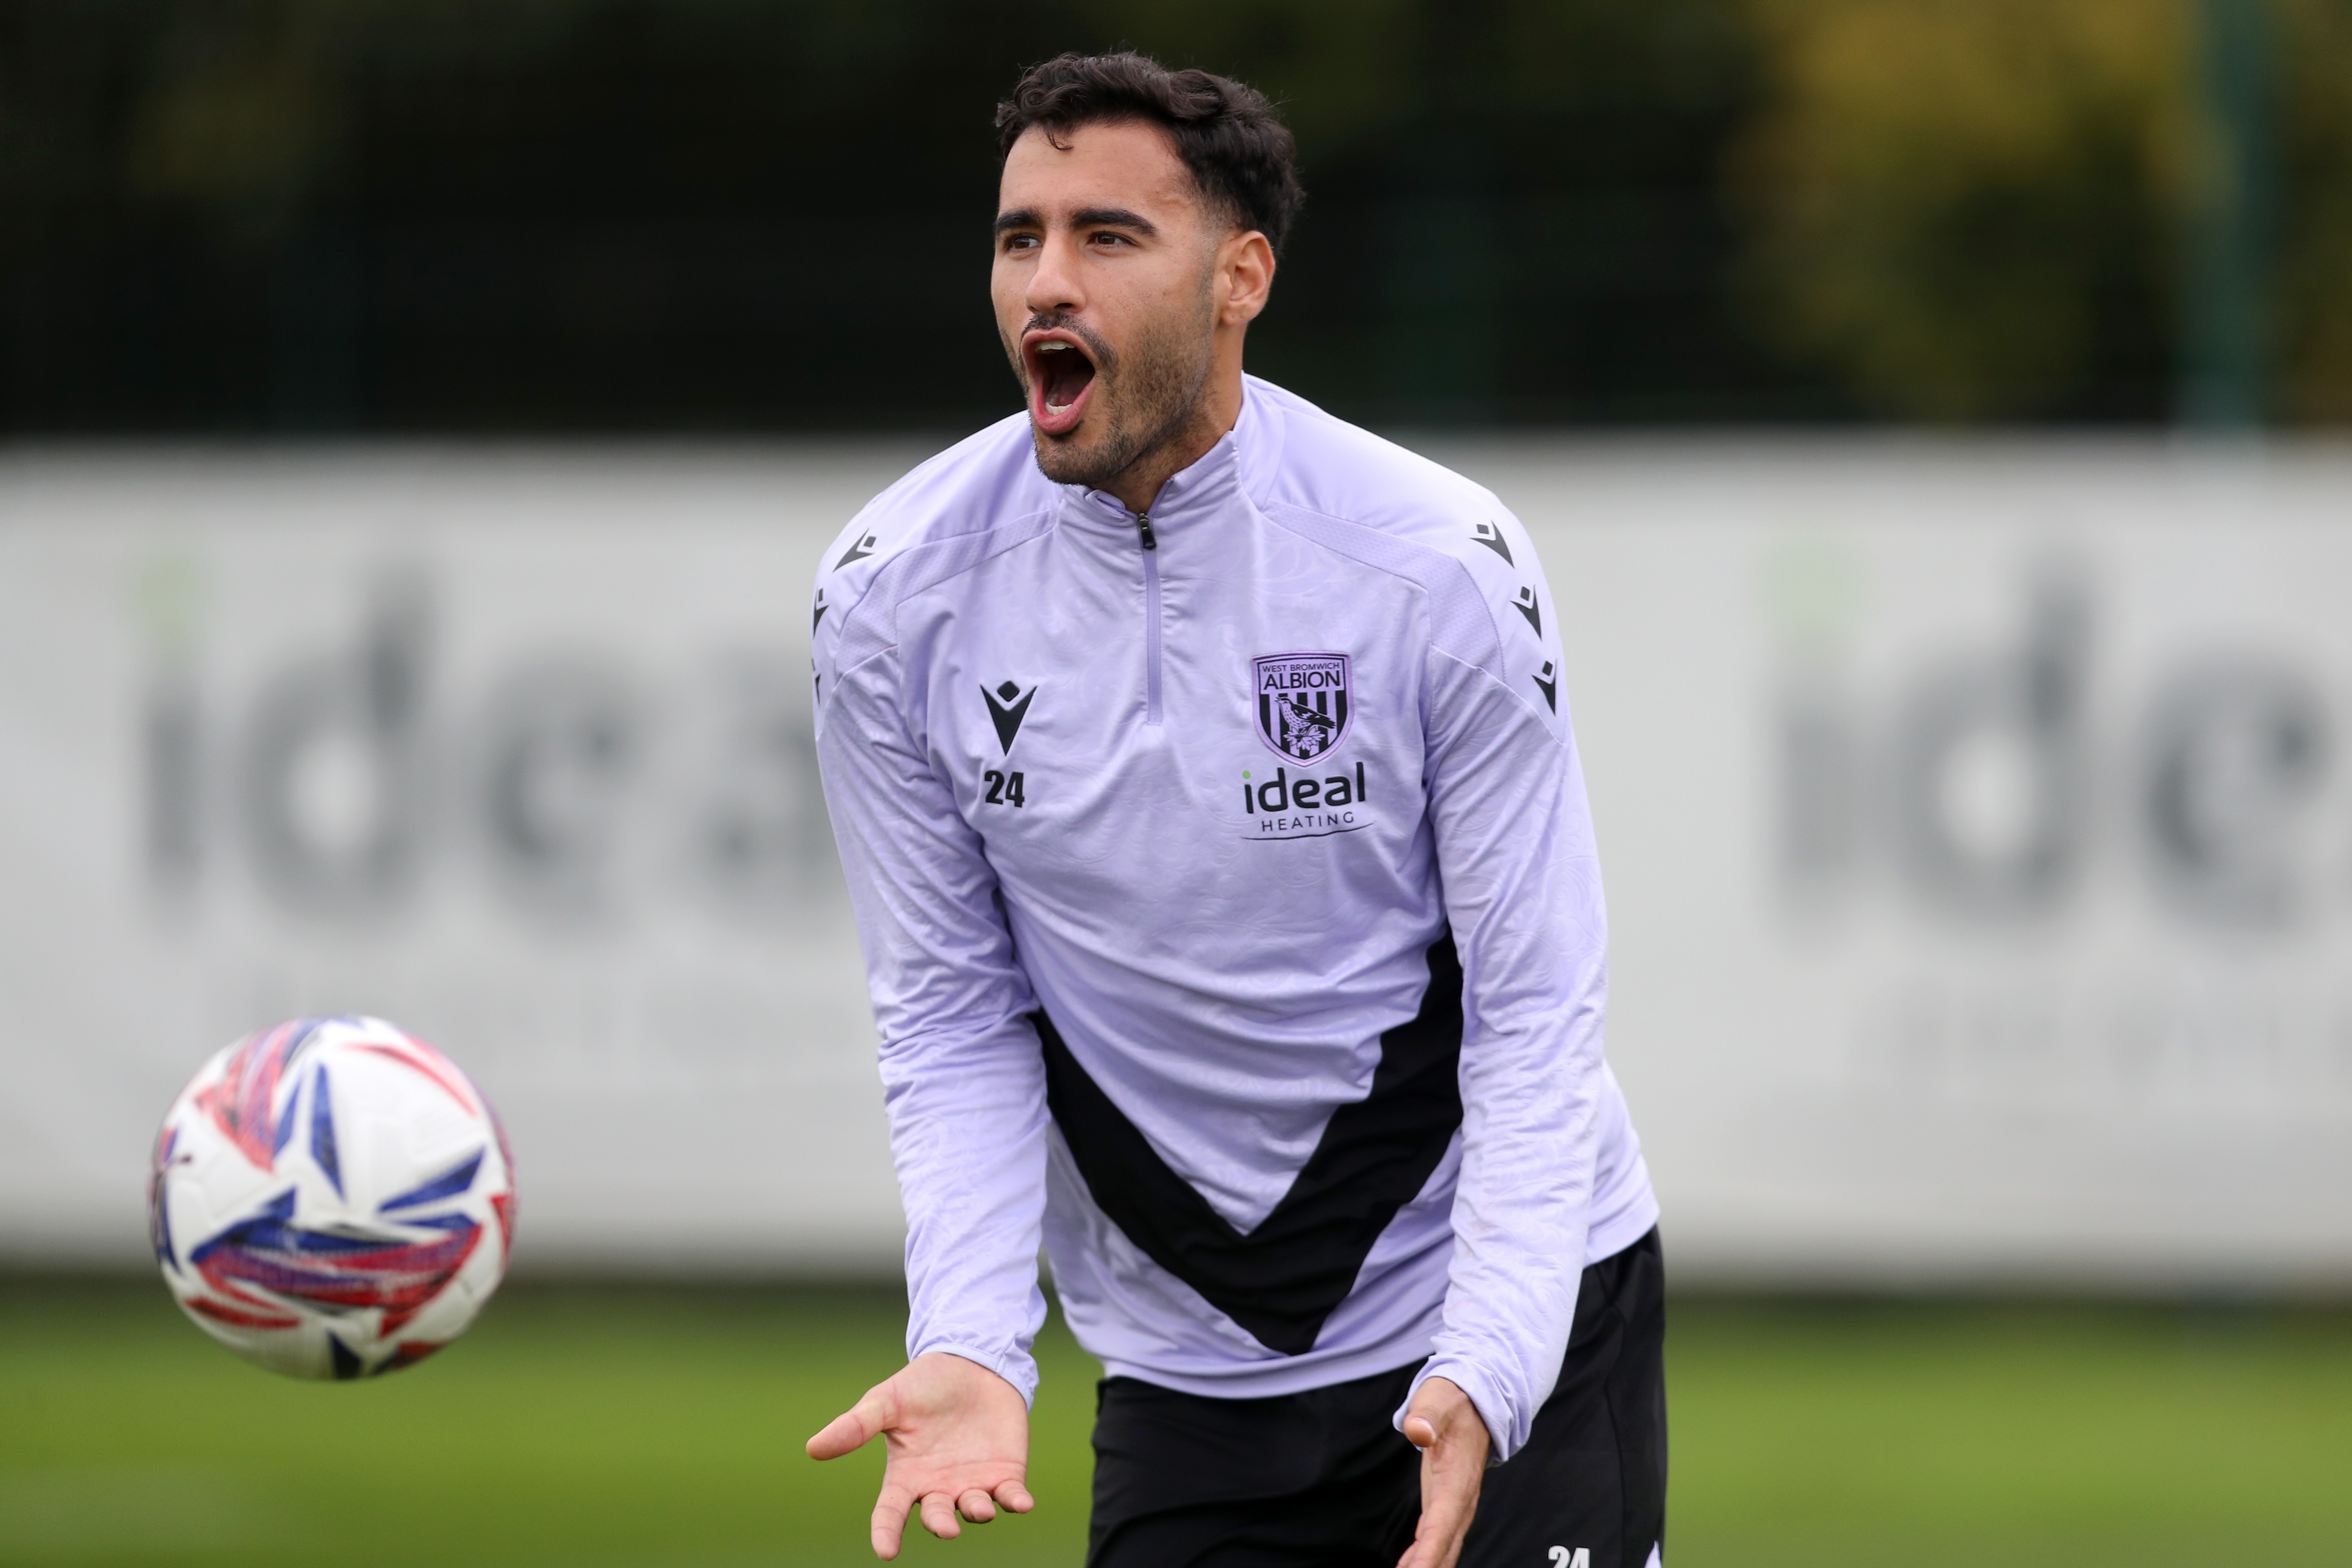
[1400,636,1610,1462]
[815,635,1052,1401]
[801,384,1653,1433]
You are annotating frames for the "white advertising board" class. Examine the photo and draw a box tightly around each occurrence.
[4,440,2349,1287]
[0,448,914,1271]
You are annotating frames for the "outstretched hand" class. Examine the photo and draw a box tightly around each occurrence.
[806,1351,1035,1559]
[1396,1376,1492,1568]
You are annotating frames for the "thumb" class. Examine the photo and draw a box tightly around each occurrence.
[1402,1412,1439,1450]
[806,1385,896,1461]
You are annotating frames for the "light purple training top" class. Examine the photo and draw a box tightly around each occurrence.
[811,376,1655,1461]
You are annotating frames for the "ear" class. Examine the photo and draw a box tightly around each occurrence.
[1215,230,1276,327]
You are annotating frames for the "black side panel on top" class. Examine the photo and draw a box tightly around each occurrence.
[1039,933,1464,1356]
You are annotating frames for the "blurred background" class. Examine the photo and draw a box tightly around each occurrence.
[9,0,2351,433]
[4,2,2351,1565]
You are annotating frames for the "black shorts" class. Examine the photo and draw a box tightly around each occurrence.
[1086,1226,1666,1568]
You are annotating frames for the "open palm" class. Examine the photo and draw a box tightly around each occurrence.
[807,1351,1036,1559]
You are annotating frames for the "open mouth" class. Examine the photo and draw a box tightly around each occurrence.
[1024,331,1099,437]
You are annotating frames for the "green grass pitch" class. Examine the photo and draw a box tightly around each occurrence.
[4,1277,2349,1566]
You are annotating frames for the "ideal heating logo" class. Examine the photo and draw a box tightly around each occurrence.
[1240,761,1370,840]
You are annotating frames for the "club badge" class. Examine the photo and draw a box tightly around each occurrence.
[1254,652,1352,762]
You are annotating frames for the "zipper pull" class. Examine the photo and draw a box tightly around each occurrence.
[1135,511,1158,550]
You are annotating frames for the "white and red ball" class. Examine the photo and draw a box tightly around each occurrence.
[149,1017,516,1379]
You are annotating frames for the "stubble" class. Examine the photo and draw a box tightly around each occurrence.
[1008,275,1217,495]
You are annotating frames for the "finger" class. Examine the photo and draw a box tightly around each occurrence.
[957,1487,997,1523]
[808,1385,896,1460]
[868,1486,911,1561]
[918,1490,962,1539]
[1394,1536,1465,1568]
[807,1408,872,1461]
[993,1478,1036,1515]
[1416,1487,1473,1544]
[1394,1510,1470,1568]
[1402,1413,1439,1450]
[1398,1446,1480,1568]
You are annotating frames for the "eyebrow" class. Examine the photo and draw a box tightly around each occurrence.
[1072,206,1158,236]
[991,205,1161,238]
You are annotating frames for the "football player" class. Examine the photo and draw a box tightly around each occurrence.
[808,52,1663,1568]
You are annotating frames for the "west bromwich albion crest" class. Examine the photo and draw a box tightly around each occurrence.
[1254,652,1352,762]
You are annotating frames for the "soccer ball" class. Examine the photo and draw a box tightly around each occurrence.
[148,1016,516,1380]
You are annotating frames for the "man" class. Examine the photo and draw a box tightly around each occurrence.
[806,53,1663,1568]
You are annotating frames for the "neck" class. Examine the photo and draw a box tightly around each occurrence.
[1100,352,1246,515]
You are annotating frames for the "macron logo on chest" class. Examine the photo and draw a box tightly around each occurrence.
[982,680,1036,753]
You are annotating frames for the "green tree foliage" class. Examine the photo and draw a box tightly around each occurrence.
[2275,0,2352,421]
[3,0,2344,428]
[1733,0,2352,424]
[0,0,1778,431]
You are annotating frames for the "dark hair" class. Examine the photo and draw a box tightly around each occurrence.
[995,53,1306,257]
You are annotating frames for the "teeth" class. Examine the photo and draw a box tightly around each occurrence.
[1037,342,1068,352]
[1045,400,1071,414]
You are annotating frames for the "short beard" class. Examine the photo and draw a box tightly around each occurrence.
[1015,284,1216,495]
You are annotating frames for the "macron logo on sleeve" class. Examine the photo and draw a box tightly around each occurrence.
[1511,585,1541,635]
[1533,660,1559,714]
[1470,519,1512,564]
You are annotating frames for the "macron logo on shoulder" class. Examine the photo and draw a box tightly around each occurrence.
[1532,659,1559,714]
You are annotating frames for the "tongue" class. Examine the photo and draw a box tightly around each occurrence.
[1044,354,1095,408]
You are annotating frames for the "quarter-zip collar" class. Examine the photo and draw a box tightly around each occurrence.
[1052,390,1271,729]
[1047,386,1287,728]
[1061,380,1274,542]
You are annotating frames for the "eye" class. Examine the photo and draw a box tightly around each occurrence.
[1001,232,1039,253]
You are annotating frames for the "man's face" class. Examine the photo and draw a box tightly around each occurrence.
[993,120,1226,494]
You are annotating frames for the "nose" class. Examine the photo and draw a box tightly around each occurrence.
[1025,228,1085,318]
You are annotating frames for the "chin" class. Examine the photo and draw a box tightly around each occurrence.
[1030,423,1117,489]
